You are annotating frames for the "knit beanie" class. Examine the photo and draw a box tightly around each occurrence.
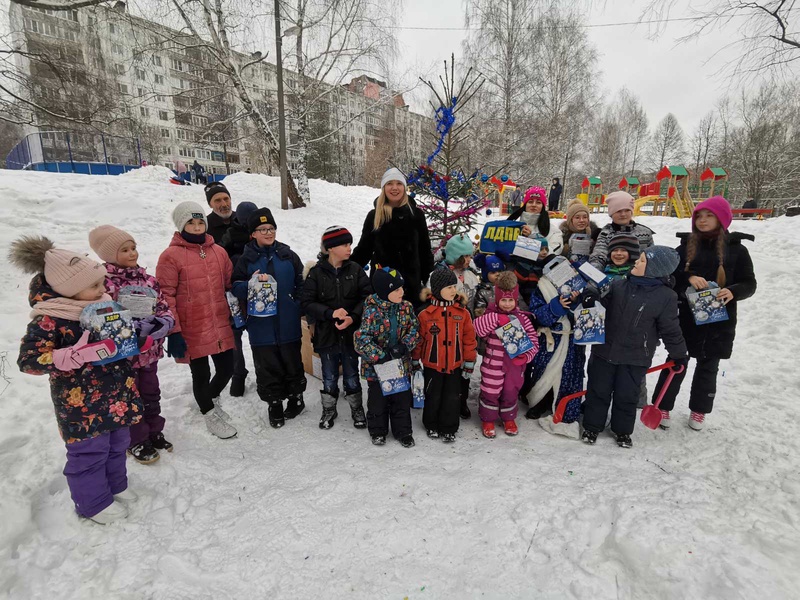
[480,254,505,282]
[565,199,589,227]
[430,267,458,299]
[247,208,277,234]
[643,246,680,278]
[9,235,106,298]
[234,201,258,226]
[204,181,230,204]
[172,201,209,232]
[607,233,640,261]
[693,196,733,231]
[494,270,519,304]
[523,186,547,206]
[372,266,405,301]
[88,225,135,264]
[381,167,407,190]
[606,191,635,216]
[444,234,474,265]
[321,226,353,251]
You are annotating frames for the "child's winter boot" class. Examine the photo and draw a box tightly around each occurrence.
[114,488,139,503]
[442,432,456,443]
[658,410,671,430]
[150,432,173,452]
[128,440,160,464]
[616,433,633,449]
[284,394,306,419]
[581,430,598,444]
[229,371,248,397]
[460,397,471,419]
[205,408,238,439]
[371,434,386,446]
[426,429,439,439]
[689,411,705,431]
[400,435,415,448]
[212,398,232,422]
[346,391,367,429]
[482,422,496,439]
[268,400,285,429]
[319,391,338,430]
[503,420,519,436]
[89,500,128,525]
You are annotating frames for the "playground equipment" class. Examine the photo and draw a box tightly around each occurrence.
[486,175,517,214]
[619,176,640,198]
[576,176,605,212]
[699,167,729,199]
[633,165,696,218]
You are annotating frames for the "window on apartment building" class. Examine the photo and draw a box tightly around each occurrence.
[176,129,187,140]
[170,58,183,72]
[159,110,169,121]
[140,107,150,118]
[41,22,57,36]
[162,147,171,156]
[135,68,146,81]
[154,74,164,85]
[117,83,128,94]
[109,23,117,34]
[87,13,96,26]
[164,162,174,169]
[153,56,162,67]
[63,29,76,42]
[136,87,145,98]
[114,64,124,75]
[161,128,170,138]
[156,94,166,103]
[112,43,123,55]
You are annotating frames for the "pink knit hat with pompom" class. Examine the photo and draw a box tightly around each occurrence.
[693,196,733,231]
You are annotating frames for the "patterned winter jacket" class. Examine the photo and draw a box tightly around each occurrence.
[354,294,420,382]
[589,221,654,270]
[103,263,174,368]
[17,275,143,444]
[413,297,477,374]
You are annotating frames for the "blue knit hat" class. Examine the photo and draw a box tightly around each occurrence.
[444,234,475,265]
[643,246,680,278]
[480,254,504,282]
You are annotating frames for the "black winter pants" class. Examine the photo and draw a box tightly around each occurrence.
[423,368,462,434]
[251,341,307,404]
[583,355,647,436]
[232,327,248,380]
[367,380,412,439]
[189,349,235,414]
[653,356,721,414]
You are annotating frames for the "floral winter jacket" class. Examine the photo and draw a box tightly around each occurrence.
[156,232,235,362]
[354,294,420,382]
[17,275,143,444]
[103,263,174,368]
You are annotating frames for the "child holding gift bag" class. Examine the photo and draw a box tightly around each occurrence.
[12,236,143,524]
[89,225,174,464]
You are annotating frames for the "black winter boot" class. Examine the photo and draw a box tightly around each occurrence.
[319,391,338,430]
[149,432,173,452]
[268,401,285,428]
[128,440,160,464]
[284,394,306,419]
[229,375,247,397]
[345,391,366,429]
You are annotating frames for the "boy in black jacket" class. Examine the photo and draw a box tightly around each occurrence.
[581,245,688,448]
[300,226,372,429]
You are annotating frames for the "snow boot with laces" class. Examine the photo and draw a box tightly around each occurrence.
[284,394,306,419]
[689,411,705,430]
[658,410,671,430]
[212,398,232,422]
[128,440,160,464]
[204,408,238,439]
[345,391,367,429]
[319,391,338,430]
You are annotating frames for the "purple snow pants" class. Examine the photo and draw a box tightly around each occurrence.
[64,428,130,518]
[129,362,165,447]
[479,362,524,423]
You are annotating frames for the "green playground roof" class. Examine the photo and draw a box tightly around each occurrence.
[709,167,726,176]
[586,176,601,185]
[668,165,689,176]
[624,176,640,185]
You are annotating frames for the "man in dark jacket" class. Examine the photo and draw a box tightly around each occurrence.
[581,245,688,448]
[205,181,235,244]
[548,177,563,212]
[300,226,373,429]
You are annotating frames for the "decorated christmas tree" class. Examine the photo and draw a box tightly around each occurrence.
[405,55,500,249]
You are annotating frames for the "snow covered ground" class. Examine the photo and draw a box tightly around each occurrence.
[0,167,798,599]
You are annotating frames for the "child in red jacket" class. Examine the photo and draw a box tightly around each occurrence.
[90,225,175,464]
[413,268,477,443]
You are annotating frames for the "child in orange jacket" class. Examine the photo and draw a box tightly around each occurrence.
[413,268,477,443]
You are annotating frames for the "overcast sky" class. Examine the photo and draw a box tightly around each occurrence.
[394,0,776,133]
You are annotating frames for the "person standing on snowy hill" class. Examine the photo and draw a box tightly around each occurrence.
[589,191,654,270]
[89,225,175,464]
[205,181,235,244]
[351,167,435,309]
[157,201,238,440]
[548,177,563,213]
[11,236,144,525]
[580,246,688,448]
[651,197,757,431]
[231,207,306,430]
[508,186,551,238]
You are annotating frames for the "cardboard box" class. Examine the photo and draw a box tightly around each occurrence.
[301,318,321,379]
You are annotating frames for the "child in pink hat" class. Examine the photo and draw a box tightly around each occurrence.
[589,191,654,270]
[651,196,757,431]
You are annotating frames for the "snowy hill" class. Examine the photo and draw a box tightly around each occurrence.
[0,168,798,599]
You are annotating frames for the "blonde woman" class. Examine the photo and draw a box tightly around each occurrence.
[352,167,434,307]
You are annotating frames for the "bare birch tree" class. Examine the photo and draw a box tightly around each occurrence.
[650,113,685,170]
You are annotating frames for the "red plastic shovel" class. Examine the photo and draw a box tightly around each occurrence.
[640,363,684,430]
[552,361,679,424]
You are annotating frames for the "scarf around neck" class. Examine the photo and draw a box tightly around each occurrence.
[31,293,112,322]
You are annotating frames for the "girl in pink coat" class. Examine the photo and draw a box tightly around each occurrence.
[473,271,539,439]
[156,201,237,440]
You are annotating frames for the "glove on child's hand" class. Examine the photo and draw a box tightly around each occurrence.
[669,356,688,373]
[497,314,511,327]
[512,355,528,366]
[137,315,173,340]
[389,343,409,359]
[462,361,475,379]
[166,332,187,359]
[52,331,117,371]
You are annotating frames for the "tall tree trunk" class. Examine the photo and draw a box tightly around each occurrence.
[292,1,311,204]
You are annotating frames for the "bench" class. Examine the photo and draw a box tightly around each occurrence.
[731,208,773,220]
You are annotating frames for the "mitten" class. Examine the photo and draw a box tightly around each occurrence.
[512,355,528,366]
[149,316,174,340]
[166,332,187,359]
[52,331,117,371]
[497,314,511,327]
[669,356,688,373]
[389,343,409,359]
[138,335,154,354]
[462,361,475,379]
